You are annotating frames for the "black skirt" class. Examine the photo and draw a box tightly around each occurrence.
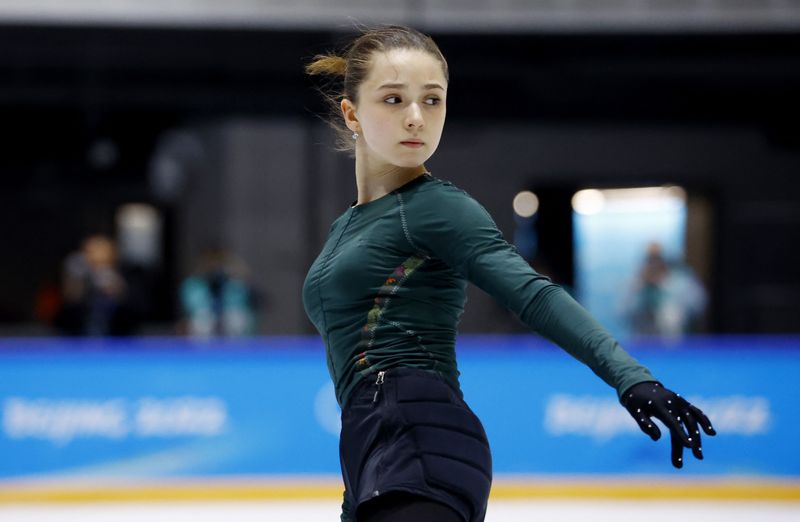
[339,367,493,522]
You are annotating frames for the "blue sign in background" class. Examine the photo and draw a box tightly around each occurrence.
[0,336,797,480]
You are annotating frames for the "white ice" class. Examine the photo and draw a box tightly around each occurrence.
[1,500,798,522]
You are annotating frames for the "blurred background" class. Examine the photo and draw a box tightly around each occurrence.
[0,1,799,520]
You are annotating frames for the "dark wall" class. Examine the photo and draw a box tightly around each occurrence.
[0,24,798,332]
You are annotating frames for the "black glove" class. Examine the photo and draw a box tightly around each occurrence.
[621,381,716,468]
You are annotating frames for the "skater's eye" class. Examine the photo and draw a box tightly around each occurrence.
[384,96,441,106]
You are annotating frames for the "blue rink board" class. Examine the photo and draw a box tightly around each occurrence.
[0,336,797,479]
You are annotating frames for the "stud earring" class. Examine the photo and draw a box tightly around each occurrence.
[352,131,359,140]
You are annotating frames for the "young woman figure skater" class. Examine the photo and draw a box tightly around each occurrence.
[302,25,715,522]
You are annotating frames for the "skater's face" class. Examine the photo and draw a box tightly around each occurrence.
[341,48,447,169]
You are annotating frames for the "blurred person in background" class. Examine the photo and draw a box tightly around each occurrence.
[179,247,257,337]
[622,242,707,339]
[55,234,137,336]
[303,25,714,522]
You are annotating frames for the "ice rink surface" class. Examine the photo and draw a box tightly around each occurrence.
[2,500,799,522]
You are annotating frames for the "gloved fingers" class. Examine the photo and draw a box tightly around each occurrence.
[670,428,685,468]
[682,410,704,460]
[654,406,693,448]
[628,408,661,441]
[687,404,716,436]
[623,383,714,468]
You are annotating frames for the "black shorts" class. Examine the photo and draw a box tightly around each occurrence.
[339,367,493,522]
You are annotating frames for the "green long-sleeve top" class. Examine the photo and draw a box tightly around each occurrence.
[302,173,655,408]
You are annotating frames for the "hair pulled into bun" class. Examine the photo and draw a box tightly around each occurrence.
[304,54,347,77]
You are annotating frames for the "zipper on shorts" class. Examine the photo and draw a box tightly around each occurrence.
[372,370,386,404]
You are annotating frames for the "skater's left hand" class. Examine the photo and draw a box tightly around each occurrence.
[620,381,716,468]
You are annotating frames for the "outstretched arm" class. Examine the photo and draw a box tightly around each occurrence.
[409,183,715,466]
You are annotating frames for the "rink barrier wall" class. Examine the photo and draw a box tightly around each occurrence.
[0,478,799,503]
[0,335,798,502]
